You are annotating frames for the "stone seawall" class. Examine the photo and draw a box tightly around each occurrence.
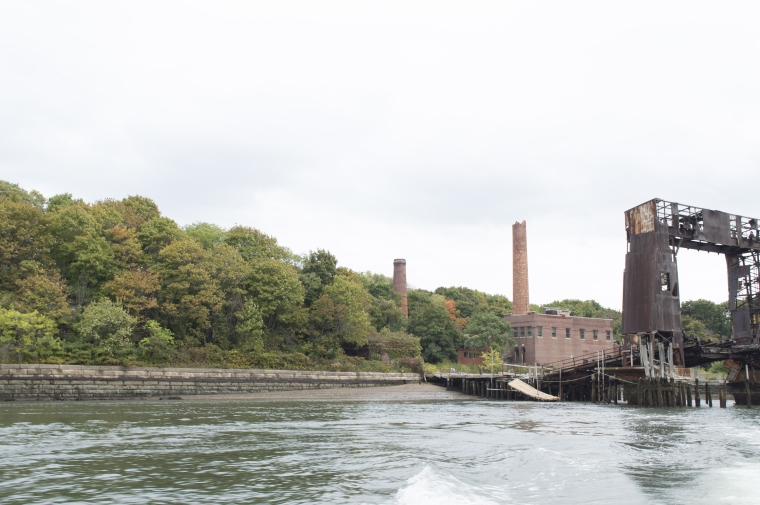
[0,364,421,401]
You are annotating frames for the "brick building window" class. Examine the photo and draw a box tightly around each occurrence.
[579,329,585,340]
[593,330,598,341]
[520,327,525,337]
[513,328,518,339]
[537,326,543,337]
[565,328,570,339]
[606,331,611,341]
[552,327,557,338]
[527,327,532,337]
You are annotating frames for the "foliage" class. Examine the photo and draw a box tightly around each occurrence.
[464,312,513,353]
[308,273,372,356]
[0,180,624,372]
[480,348,502,375]
[408,291,460,363]
[184,222,227,249]
[434,286,512,318]
[368,328,421,361]
[301,249,338,306]
[539,299,623,341]
[0,307,60,363]
[73,298,136,355]
[138,320,176,363]
[681,299,731,340]
[682,315,718,342]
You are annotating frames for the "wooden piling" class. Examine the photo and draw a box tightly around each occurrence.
[719,385,726,408]
[695,379,701,407]
[706,383,712,407]
[656,380,663,407]
[686,383,692,407]
[646,381,653,407]
[745,379,752,408]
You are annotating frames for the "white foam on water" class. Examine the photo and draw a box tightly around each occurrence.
[395,466,509,505]
[699,463,760,502]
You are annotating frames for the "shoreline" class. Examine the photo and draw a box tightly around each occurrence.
[171,383,467,402]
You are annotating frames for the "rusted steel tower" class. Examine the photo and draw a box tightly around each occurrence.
[393,259,408,316]
[623,199,760,366]
[513,221,529,314]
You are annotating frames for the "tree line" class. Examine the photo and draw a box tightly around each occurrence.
[0,180,658,370]
[0,181,516,370]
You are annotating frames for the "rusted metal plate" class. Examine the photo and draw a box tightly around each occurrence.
[702,209,732,245]
[624,199,759,346]
[628,200,656,235]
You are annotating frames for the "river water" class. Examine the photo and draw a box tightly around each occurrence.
[1,397,759,504]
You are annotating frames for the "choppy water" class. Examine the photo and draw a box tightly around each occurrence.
[1,397,759,504]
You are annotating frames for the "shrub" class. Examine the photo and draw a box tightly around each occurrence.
[73,298,136,355]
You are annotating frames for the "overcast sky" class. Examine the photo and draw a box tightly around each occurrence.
[2,1,759,309]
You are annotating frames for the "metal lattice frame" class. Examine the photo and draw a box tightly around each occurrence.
[636,199,760,344]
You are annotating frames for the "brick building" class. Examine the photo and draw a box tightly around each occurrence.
[457,347,489,366]
[505,310,614,366]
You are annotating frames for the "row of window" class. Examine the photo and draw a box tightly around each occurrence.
[513,326,611,341]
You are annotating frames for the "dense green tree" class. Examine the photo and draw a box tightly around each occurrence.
[225,226,289,261]
[0,199,51,279]
[234,299,265,350]
[102,269,161,320]
[682,315,716,342]
[360,273,406,332]
[73,298,136,354]
[152,240,223,345]
[307,273,372,357]
[49,204,118,305]
[0,181,45,208]
[138,217,186,256]
[138,320,176,363]
[46,193,84,213]
[7,261,71,325]
[185,222,227,249]
[408,291,461,363]
[118,195,161,229]
[434,286,488,318]
[435,286,513,318]
[301,249,337,306]
[0,307,60,363]
[247,258,305,332]
[464,312,513,353]
[681,299,731,339]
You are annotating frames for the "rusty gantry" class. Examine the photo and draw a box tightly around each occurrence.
[622,199,760,370]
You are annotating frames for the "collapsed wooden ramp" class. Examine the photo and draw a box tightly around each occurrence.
[508,379,559,402]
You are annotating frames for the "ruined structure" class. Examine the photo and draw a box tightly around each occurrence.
[512,221,529,315]
[506,311,614,365]
[393,258,408,316]
[623,199,760,367]
[503,220,615,366]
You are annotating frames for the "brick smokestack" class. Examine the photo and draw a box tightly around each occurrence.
[393,259,408,316]
[512,221,529,314]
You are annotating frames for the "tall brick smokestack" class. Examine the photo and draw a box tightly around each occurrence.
[512,221,529,314]
[393,259,408,316]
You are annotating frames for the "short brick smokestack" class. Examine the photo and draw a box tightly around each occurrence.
[512,221,529,314]
[393,259,408,316]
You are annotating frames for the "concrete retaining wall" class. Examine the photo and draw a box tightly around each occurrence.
[0,364,421,401]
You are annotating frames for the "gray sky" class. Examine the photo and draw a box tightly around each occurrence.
[2,1,759,309]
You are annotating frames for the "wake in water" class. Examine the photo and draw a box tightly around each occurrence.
[395,466,510,505]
